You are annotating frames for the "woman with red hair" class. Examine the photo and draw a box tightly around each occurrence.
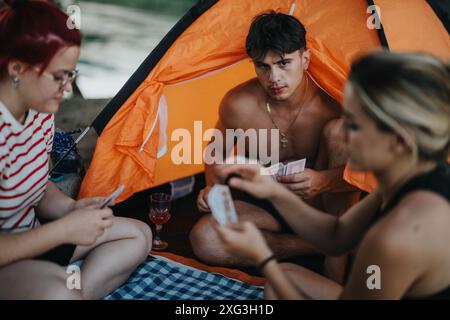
[0,0,152,299]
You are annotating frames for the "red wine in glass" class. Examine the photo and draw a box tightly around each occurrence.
[149,210,171,225]
[149,193,172,250]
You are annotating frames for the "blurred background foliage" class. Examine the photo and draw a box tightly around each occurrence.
[81,0,198,16]
[1,0,199,16]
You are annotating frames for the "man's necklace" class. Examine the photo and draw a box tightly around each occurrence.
[265,75,310,149]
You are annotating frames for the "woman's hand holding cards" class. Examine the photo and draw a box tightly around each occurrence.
[216,162,279,199]
[62,186,125,245]
[59,207,113,246]
[71,197,111,210]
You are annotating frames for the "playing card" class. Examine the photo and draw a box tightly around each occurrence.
[260,162,281,178]
[207,184,239,226]
[285,158,306,175]
[99,185,125,209]
[262,158,306,177]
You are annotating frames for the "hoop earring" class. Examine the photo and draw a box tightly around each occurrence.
[11,75,20,89]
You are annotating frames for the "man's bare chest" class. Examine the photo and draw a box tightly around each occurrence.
[237,109,333,164]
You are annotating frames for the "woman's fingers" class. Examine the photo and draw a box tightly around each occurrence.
[215,223,241,242]
[99,208,113,219]
[197,190,211,212]
[100,218,113,229]
[213,224,230,242]
[74,197,105,209]
[198,203,210,212]
[285,182,308,192]
[87,197,105,204]
[228,177,258,194]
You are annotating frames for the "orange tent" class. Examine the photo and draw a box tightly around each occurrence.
[78,0,450,202]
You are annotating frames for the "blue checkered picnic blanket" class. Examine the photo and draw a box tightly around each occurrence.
[104,255,264,300]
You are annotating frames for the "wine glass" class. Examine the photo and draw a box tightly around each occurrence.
[149,193,172,251]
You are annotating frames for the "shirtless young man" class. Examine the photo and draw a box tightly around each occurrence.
[189,12,360,281]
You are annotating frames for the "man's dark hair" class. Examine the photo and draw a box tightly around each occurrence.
[245,11,307,61]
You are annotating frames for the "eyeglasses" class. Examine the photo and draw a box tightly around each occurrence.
[36,68,79,87]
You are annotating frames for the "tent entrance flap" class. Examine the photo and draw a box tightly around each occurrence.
[153,60,256,187]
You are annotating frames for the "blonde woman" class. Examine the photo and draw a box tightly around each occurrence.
[215,51,450,299]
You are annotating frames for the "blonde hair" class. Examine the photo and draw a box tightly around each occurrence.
[349,51,450,163]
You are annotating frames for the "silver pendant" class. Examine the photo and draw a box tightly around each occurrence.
[280,134,289,148]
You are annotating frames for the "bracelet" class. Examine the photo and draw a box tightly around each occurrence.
[258,254,277,271]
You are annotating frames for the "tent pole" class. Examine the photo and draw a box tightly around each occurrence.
[366,0,390,50]
[50,125,91,175]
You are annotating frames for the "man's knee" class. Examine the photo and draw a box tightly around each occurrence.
[189,215,213,245]
[322,118,347,168]
[189,215,228,264]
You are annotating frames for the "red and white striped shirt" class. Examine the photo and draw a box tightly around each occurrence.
[0,101,54,234]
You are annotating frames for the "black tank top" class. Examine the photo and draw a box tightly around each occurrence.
[376,163,450,300]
